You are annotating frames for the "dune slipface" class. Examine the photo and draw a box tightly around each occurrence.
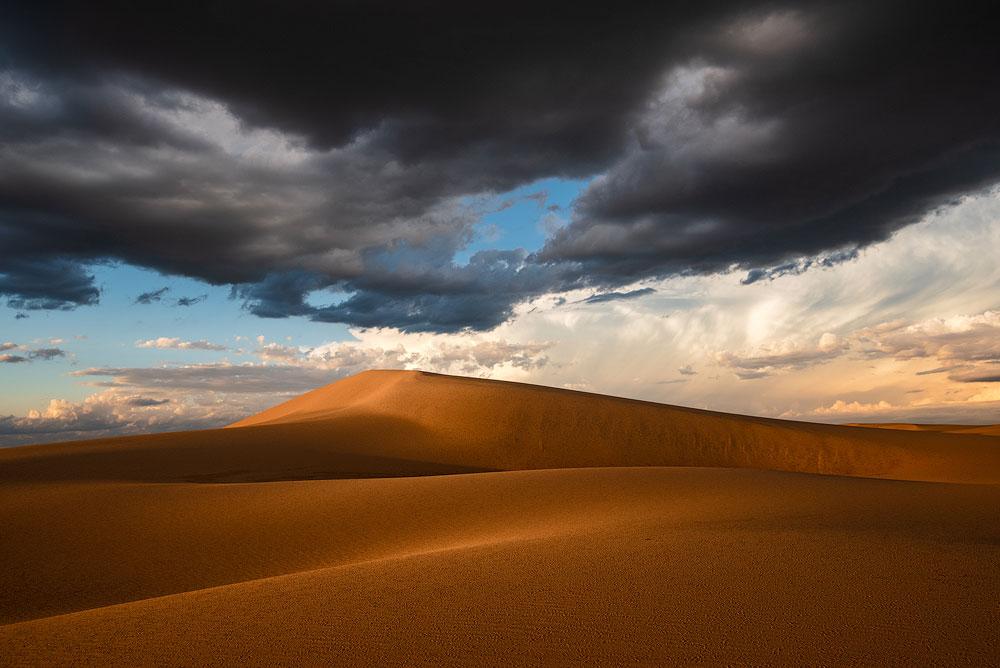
[2,370,999,665]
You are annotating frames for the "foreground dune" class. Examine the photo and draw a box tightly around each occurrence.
[2,370,999,665]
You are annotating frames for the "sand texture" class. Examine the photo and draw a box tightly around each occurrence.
[2,370,998,665]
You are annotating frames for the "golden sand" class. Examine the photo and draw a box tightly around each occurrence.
[2,370,998,665]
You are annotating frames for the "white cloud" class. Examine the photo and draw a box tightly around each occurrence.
[136,337,227,351]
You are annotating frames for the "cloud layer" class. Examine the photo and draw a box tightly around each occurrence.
[1,2,998,331]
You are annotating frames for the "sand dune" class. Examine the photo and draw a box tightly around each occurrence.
[849,422,1000,437]
[2,370,999,665]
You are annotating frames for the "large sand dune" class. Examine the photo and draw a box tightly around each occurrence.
[2,370,999,665]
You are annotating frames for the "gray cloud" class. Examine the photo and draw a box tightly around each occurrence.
[28,347,65,360]
[0,344,66,363]
[133,287,169,305]
[72,364,342,394]
[581,287,655,304]
[949,367,1000,384]
[175,294,206,307]
[127,397,171,407]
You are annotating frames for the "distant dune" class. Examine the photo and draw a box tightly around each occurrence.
[2,370,999,665]
[848,422,1000,437]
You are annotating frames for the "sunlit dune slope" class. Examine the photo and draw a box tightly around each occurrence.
[4,370,997,487]
[2,468,999,665]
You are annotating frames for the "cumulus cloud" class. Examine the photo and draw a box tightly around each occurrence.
[136,337,227,351]
[0,388,250,446]
[857,311,1000,363]
[255,342,305,362]
[717,333,847,379]
[794,398,1000,425]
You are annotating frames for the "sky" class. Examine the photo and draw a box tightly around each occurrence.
[1,1,999,445]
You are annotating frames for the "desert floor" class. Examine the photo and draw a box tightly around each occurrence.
[2,370,998,665]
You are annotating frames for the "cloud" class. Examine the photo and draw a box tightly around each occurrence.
[255,342,304,362]
[0,259,99,310]
[581,287,655,304]
[127,397,171,407]
[0,388,249,446]
[136,337,227,351]
[540,6,1000,283]
[28,347,65,360]
[718,333,847,379]
[795,398,1000,425]
[0,343,66,363]
[857,310,1000,385]
[857,311,1000,363]
[678,365,697,376]
[72,364,341,394]
[1,3,997,331]
[949,366,1000,384]
[914,365,965,376]
[175,294,207,307]
[425,340,551,374]
[133,287,170,305]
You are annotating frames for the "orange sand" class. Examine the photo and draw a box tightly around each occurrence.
[2,370,998,665]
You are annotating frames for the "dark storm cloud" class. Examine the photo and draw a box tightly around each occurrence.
[542,3,1000,279]
[133,287,169,305]
[238,250,584,332]
[1,1,999,331]
[0,259,99,310]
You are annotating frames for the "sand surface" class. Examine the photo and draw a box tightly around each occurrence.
[2,370,999,665]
